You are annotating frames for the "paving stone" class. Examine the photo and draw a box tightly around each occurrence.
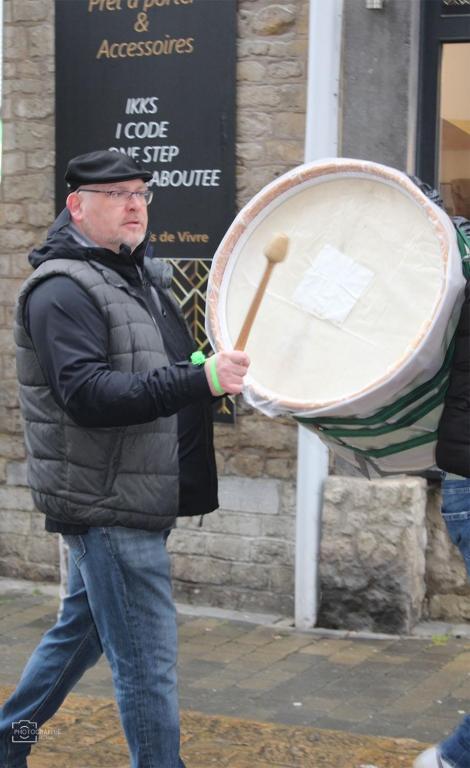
[233,626,282,646]
[273,653,317,674]
[442,651,470,672]
[0,605,57,634]
[449,681,470,699]
[299,638,354,656]
[236,667,297,691]
[189,670,250,692]
[193,642,252,664]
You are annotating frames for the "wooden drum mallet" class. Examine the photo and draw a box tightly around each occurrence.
[234,233,289,352]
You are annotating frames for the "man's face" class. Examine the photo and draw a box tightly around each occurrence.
[67,178,149,253]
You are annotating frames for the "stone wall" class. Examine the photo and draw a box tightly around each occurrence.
[236,2,308,205]
[169,406,299,615]
[424,481,470,621]
[318,476,428,634]
[318,474,470,630]
[0,0,58,580]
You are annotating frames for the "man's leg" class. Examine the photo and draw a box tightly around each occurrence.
[432,477,470,768]
[0,550,103,768]
[65,526,185,768]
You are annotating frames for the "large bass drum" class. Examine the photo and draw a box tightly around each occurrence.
[206,159,467,475]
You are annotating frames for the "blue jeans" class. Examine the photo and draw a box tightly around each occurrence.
[439,477,470,768]
[0,526,186,768]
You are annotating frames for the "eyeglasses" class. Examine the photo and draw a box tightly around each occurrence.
[77,188,153,206]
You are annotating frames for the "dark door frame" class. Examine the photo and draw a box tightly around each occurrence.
[417,0,470,186]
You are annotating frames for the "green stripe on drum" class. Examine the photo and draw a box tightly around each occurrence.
[309,382,447,439]
[296,336,455,428]
[336,431,437,459]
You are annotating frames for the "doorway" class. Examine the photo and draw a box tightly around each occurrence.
[417,0,470,212]
[439,42,470,216]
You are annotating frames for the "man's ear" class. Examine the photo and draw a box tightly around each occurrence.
[66,192,83,223]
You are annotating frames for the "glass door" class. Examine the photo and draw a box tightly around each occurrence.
[439,42,470,217]
[417,1,470,189]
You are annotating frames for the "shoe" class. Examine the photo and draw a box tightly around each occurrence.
[413,746,453,768]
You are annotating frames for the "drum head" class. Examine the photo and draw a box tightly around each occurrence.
[207,160,455,414]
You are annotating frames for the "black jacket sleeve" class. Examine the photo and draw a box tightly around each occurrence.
[25,276,210,428]
[436,279,470,476]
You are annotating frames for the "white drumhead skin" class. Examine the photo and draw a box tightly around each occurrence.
[207,159,463,417]
[226,177,442,404]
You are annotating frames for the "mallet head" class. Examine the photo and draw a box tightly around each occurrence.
[264,233,289,264]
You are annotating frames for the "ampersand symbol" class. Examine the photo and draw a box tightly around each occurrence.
[134,12,149,32]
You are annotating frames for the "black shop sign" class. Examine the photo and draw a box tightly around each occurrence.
[55,0,236,259]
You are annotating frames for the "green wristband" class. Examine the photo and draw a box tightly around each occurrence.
[190,350,206,366]
[209,355,225,395]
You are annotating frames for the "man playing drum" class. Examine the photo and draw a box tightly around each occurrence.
[0,149,249,768]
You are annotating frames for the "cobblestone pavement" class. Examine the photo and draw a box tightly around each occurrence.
[3,580,470,766]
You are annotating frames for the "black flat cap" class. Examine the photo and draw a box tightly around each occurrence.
[65,150,152,190]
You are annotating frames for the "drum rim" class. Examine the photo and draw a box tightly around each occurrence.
[206,158,451,413]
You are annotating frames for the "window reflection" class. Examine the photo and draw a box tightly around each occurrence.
[439,43,470,218]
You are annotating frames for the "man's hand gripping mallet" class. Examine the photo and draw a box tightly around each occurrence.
[205,233,289,396]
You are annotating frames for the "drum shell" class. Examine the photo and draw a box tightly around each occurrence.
[206,159,466,473]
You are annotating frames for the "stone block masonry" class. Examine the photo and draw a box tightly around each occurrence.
[318,476,428,634]
[424,481,470,622]
[168,409,298,615]
[235,0,308,208]
[0,0,58,582]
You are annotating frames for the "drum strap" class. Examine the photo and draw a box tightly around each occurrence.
[344,431,437,459]
[456,224,470,279]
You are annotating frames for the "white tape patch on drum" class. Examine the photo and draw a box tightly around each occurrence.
[292,243,375,325]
